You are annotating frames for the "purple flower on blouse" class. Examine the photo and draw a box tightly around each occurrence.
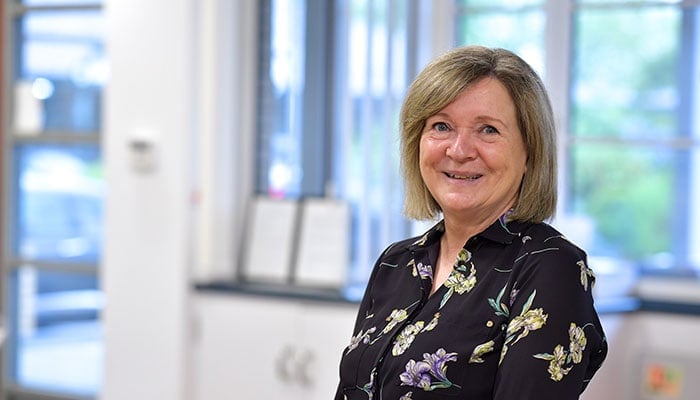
[424,348,458,382]
[400,348,458,391]
[509,288,520,307]
[416,262,433,280]
[399,360,432,390]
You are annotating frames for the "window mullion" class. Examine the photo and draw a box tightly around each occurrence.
[11,4,102,15]
[301,0,331,197]
[7,259,98,276]
[11,133,100,144]
[544,0,573,217]
[679,6,700,268]
[692,6,700,269]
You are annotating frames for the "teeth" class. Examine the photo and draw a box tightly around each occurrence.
[447,173,480,180]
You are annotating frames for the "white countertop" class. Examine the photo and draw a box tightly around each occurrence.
[636,277,700,304]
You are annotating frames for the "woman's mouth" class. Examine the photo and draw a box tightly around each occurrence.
[445,172,482,181]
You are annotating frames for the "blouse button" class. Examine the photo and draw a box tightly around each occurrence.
[486,320,494,328]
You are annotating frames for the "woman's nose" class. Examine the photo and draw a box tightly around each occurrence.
[445,132,476,161]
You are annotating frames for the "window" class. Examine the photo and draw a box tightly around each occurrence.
[457,0,700,295]
[569,1,700,278]
[1,0,106,398]
[254,0,700,303]
[256,0,426,299]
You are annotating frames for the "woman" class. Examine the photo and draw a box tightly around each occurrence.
[335,46,607,399]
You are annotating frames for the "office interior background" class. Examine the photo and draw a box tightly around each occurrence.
[1,0,700,399]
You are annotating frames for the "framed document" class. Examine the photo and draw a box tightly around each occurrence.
[294,198,350,288]
[242,197,299,283]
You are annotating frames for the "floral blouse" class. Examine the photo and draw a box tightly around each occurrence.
[335,216,607,400]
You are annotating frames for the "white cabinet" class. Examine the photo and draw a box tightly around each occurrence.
[192,292,358,400]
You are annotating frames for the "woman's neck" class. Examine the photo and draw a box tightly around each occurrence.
[441,211,498,247]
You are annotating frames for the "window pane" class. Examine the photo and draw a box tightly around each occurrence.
[571,7,680,138]
[14,144,104,263]
[455,11,545,77]
[14,10,106,133]
[9,266,102,396]
[337,0,411,299]
[568,144,698,274]
[257,0,307,198]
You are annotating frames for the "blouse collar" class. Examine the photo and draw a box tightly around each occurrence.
[407,213,526,252]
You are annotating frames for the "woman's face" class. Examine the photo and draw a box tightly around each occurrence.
[419,77,527,223]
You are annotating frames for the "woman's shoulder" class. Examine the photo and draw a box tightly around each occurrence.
[511,221,595,288]
[518,221,587,256]
[379,234,427,260]
[379,221,444,260]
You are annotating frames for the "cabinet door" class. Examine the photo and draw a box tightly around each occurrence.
[192,293,359,400]
[193,294,299,400]
[296,302,358,400]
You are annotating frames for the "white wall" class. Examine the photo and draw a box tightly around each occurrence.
[101,0,197,398]
[102,0,257,397]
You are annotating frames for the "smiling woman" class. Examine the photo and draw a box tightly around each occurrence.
[418,77,529,291]
[335,46,606,400]
[418,78,527,233]
[400,48,557,226]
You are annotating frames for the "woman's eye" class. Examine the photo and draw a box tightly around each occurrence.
[482,125,499,135]
[433,122,450,132]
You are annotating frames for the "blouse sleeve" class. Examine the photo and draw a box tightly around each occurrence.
[493,236,607,399]
[346,246,386,335]
[333,243,392,400]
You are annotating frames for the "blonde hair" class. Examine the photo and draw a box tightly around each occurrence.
[400,45,557,223]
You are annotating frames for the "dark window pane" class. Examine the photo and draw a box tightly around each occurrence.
[9,267,102,396]
[571,7,681,138]
[14,144,104,263]
[14,10,106,133]
[256,0,309,198]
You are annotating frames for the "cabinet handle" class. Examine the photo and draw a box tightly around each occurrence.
[275,345,295,383]
[275,346,316,388]
[295,348,315,388]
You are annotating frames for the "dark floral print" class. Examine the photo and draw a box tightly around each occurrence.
[392,313,440,356]
[533,322,594,381]
[336,218,607,400]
